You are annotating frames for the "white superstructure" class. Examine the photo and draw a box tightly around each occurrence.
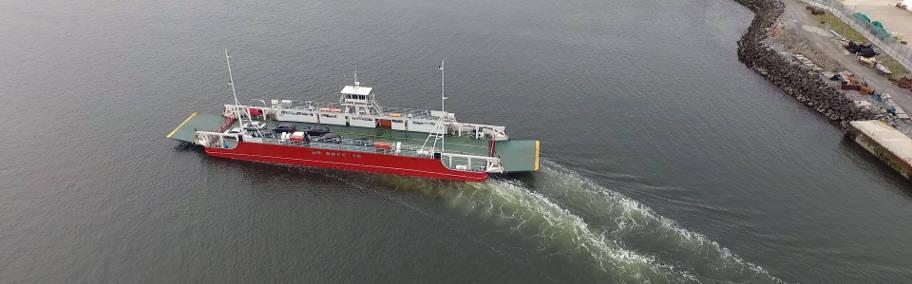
[223,74,510,141]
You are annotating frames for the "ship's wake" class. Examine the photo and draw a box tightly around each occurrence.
[338,161,782,283]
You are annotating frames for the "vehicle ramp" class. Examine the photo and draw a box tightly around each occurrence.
[166,112,229,143]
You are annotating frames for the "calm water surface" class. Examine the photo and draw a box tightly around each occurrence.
[1,0,911,282]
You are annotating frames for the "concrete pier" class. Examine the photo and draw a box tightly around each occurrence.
[848,120,912,179]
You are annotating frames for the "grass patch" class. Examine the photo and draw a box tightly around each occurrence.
[879,55,910,81]
[815,12,865,42]
[814,12,910,80]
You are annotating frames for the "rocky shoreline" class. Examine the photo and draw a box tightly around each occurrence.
[732,0,879,124]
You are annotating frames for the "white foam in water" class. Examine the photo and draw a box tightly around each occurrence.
[345,175,698,281]
[460,179,700,282]
[331,162,783,282]
[537,161,784,283]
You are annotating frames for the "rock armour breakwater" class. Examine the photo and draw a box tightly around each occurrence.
[733,0,878,123]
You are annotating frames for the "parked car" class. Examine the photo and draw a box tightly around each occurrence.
[312,133,342,143]
[301,125,331,137]
[243,121,267,131]
[273,123,297,133]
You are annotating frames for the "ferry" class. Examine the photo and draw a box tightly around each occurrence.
[166,50,540,182]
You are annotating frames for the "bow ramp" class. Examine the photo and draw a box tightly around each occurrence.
[166,112,230,143]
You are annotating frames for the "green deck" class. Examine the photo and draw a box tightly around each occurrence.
[167,112,540,173]
[495,140,540,172]
[165,112,226,143]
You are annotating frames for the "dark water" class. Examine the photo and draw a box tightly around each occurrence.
[2,0,912,282]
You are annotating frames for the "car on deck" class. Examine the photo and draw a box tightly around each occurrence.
[301,125,331,137]
[273,123,297,134]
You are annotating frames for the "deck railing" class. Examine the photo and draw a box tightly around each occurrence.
[257,137,468,156]
[252,136,496,172]
[276,101,440,120]
[260,138,415,156]
[195,131,239,149]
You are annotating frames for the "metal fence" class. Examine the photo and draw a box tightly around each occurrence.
[802,0,912,72]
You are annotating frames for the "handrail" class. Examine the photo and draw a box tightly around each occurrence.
[252,136,499,167]
[194,131,240,149]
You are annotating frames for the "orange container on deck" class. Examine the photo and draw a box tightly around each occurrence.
[289,132,307,142]
[373,142,392,150]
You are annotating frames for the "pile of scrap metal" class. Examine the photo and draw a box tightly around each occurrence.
[830,71,876,94]
[792,53,824,72]
[874,63,892,76]
[873,93,911,119]
[856,56,893,75]
[806,5,825,15]
[857,55,878,67]
[899,74,912,89]
[845,42,878,58]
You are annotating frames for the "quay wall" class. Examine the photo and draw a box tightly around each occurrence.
[847,121,912,179]
[731,0,879,123]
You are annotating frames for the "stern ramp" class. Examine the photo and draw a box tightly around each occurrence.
[494,140,541,173]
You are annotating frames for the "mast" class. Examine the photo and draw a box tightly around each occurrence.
[420,60,448,154]
[225,48,244,126]
[440,60,446,154]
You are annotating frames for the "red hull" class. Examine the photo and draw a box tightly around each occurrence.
[205,142,489,182]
